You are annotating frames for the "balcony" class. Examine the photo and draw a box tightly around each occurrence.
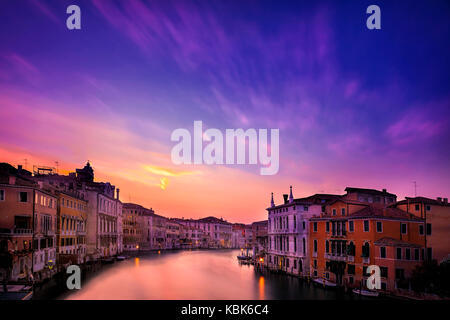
[347,255,354,262]
[14,228,32,235]
[362,257,370,264]
[327,253,346,261]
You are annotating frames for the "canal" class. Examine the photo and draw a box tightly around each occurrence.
[34,249,371,300]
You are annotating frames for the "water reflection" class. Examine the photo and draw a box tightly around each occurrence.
[58,250,363,300]
[258,276,265,300]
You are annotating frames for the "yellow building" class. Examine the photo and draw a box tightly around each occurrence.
[57,191,87,264]
[392,196,450,263]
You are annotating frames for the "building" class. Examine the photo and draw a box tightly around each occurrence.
[251,220,268,260]
[0,163,58,283]
[150,214,167,250]
[33,162,123,259]
[391,196,450,263]
[57,191,87,265]
[309,188,425,293]
[197,217,232,248]
[266,187,338,276]
[166,219,183,249]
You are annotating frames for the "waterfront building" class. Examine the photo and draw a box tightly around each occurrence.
[231,223,251,249]
[33,162,122,260]
[150,213,167,250]
[390,196,450,263]
[251,220,268,260]
[166,219,183,249]
[57,191,87,264]
[266,187,338,276]
[309,188,425,293]
[122,203,140,251]
[197,217,232,248]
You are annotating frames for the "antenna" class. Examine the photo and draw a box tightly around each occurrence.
[23,158,28,170]
[413,181,417,197]
[55,161,59,174]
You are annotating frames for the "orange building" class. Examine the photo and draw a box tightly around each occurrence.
[391,196,450,263]
[309,189,425,293]
[57,191,87,264]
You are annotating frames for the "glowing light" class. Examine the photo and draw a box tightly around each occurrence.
[158,250,161,254]
[259,257,264,263]
[134,257,140,267]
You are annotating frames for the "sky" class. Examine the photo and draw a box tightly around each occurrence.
[0,0,449,223]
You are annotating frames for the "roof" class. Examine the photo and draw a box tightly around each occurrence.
[267,193,343,210]
[345,187,396,197]
[198,216,231,225]
[348,206,423,221]
[393,196,450,207]
[374,237,423,248]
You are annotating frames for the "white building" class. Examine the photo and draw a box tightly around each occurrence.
[267,187,340,277]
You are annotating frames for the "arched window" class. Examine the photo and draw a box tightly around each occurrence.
[347,241,356,256]
[362,242,370,257]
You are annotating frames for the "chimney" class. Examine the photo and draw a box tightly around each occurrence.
[444,198,448,204]
[116,188,120,200]
[18,165,23,172]
[283,194,288,204]
[437,197,442,202]
[270,193,275,208]
[382,188,387,193]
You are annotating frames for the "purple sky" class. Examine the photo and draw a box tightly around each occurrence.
[0,0,449,222]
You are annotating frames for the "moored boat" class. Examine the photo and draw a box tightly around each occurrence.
[312,278,337,288]
[352,288,379,297]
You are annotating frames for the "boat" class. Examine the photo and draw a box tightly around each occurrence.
[312,278,337,288]
[116,256,127,261]
[237,248,252,262]
[352,288,379,297]
[101,257,115,264]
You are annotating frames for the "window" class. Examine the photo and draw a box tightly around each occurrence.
[313,222,317,232]
[341,208,345,216]
[363,220,369,232]
[415,204,420,211]
[426,205,431,211]
[349,221,354,232]
[419,224,424,235]
[313,240,317,253]
[332,208,336,216]
[304,206,308,211]
[325,240,329,253]
[395,269,405,280]
[326,222,330,232]
[396,248,402,259]
[362,242,370,258]
[19,192,28,202]
[302,221,306,230]
[303,238,306,254]
[414,248,420,261]
[376,221,383,233]
[380,246,386,258]
[426,223,432,235]
[0,190,4,201]
[380,267,388,278]
[313,259,317,268]
[405,248,411,260]
[347,264,355,275]
[401,223,407,235]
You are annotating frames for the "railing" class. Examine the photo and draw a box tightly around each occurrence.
[347,255,354,262]
[362,257,370,264]
[14,228,33,234]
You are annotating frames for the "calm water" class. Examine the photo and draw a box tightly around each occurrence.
[38,250,368,300]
